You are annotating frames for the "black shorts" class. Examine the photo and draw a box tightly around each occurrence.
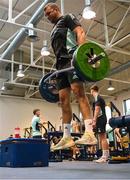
[95,115,107,133]
[56,70,83,90]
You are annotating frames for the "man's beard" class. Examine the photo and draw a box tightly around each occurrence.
[49,17,58,24]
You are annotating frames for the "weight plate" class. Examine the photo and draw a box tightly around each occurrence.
[39,73,59,103]
[73,42,110,81]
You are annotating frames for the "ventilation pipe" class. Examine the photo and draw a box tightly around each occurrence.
[109,60,130,76]
[0,0,56,60]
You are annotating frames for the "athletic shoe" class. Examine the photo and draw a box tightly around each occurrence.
[51,137,75,151]
[94,156,108,163]
[75,132,97,145]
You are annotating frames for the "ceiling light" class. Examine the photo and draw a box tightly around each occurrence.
[83,6,96,19]
[82,0,96,19]
[17,70,25,78]
[41,40,50,56]
[1,85,6,91]
[17,64,25,78]
[27,23,39,42]
[107,86,115,91]
[107,81,115,91]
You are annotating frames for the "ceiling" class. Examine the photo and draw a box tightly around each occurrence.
[0,0,130,103]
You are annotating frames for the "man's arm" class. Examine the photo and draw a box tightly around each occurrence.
[93,105,100,123]
[73,26,86,45]
[40,116,47,124]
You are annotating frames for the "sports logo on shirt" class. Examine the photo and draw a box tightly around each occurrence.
[72,71,78,80]
[69,13,76,20]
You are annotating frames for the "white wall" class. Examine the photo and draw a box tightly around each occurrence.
[0,97,79,140]
[105,90,130,115]
[1,90,129,140]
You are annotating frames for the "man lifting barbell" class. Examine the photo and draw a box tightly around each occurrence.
[43,3,97,151]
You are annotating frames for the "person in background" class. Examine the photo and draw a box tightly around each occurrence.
[31,109,42,138]
[71,119,80,133]
[44,3,97,151]
[8,134,13,139]
[90,85,109,163]
[114,128,122,150]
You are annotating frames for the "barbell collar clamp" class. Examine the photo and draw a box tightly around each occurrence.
[88,52,105,65]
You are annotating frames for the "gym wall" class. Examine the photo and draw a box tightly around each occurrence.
[105,90,130,115]
[0,97,79,140]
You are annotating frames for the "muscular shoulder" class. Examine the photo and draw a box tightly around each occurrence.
[64,14,81,30]
[96,95,105,105]
[32,116,40,122]
[64,14,76,20]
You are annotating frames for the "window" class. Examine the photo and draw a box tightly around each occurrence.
[124,99,130,115]
[105,106,112,123]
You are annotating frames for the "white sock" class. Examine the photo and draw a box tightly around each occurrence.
[84,119,93,132]
[102,150,109,158]
[63,124,71,138]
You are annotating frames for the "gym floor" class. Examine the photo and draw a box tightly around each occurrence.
[0,161,129,179]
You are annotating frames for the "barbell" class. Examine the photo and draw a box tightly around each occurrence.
[39,42,110,103]
[109,115,130,128]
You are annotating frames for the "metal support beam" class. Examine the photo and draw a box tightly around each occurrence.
[106,47,130,56]
[86,92,115,98]
[25,78,35,98]
[0,0,56,85]
[30,42,34,65]
[28,90,39,98]
[8,0,13,22]
[86,1,101,35]
[42,57,45,76]
[110,5,130,45]
[0,36,43,53]
[88,36,130,56]
[102,0,109,47]
[0,4,51,26]
[110,33,130,47]
[0,57,56,71]
[114,0,130,2]
[97,18,129,44]
[0,18,49,35]
[109,0,129,10]
[11,54,14,82]
[0,31,19,49]
[0,2,51,49]
[13,0,40,21]
[109,61,130,76]
[5,81,39,88]
[104,77,130,84]
[0,0,56,60]
[0,94,45,102]
[61,0,64,15]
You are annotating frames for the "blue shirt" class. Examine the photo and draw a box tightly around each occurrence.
[31,115,41,136]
